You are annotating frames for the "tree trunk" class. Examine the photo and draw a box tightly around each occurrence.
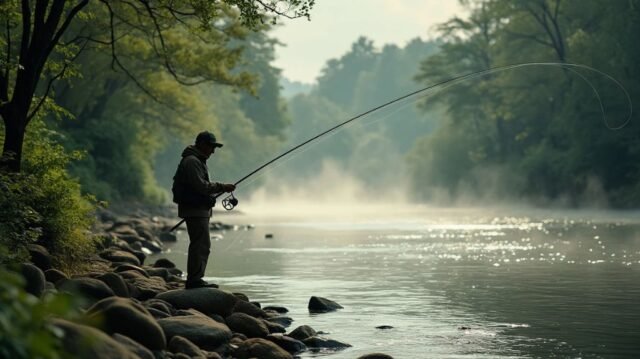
[0,105,27,172]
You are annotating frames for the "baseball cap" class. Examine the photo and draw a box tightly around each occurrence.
[195,131,223,148]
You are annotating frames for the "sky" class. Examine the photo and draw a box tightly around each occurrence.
[271,0,466,84]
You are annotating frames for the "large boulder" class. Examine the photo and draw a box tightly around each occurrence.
[97,272,130,297]
[100,249,141,266]
[87,297,166,351]
[157,315,232,351]
[168,335,206,358]
[156,288,237,317]
[114,264,149,277]
[287,325,317,341]
[20,263,45,297]
[125,275,169,300]
[232,299,266,318]
[308,296,343,313]
[225,312,269,338]
[44,268,68,284]
[57,277,115,306]
[27,244,52,271]
[51,319,140,359]
[266,334,307,354]
[113,334,155,359]
[302,336,351,350]
[233,338,293,359]
[266,315,293,328]
[153,258,176,268]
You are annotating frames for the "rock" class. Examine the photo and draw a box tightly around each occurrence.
[113,333,155,359]
[262,319,286,334]
[44,268,68,284]
[127,275,169,300]
[156,288,238,317]
[51,319,139,359]
[233,338,292,359]
[159,232,178,242]
[225,312,269,338]
[154,258,176,268]
[233,292,250,302]
[287,325,317,341]
[168,335,205,358]
[57,277,115,306]
[87,296,166,351]
[302,336,351,350]
[308,296,343,313]
[266,316,293,328]
[144,298,174,316]
[116,266,149,278]
[100,249,141,266]
[110,224,138,236]
[135,228,155,242]
[376,325,394,330]
[116,233,145,245]
[20,263,45,297]
[97,272,130,297]
[140,239,163,253]
[357,354,394,359]
[232,298,266,318]
[158,315,232,351]
[263,306,289,314]
[147,307,171,319]
[27,244,52,271]
[166,267,183,276]
[266,334,306,354]
[146,267,170,280]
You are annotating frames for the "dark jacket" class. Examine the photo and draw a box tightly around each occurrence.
[172,146,224,218]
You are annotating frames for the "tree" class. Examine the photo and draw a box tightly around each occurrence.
[0,0,314,172]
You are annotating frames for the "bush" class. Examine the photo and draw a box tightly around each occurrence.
[0,269,79,359]
[0,123,98,271]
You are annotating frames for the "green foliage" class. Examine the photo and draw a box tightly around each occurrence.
[409,0,640,207]
[0,269,78,359]
[0,122,97,269]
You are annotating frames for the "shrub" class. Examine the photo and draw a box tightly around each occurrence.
[0,123,98,271]
[0,269,79,359]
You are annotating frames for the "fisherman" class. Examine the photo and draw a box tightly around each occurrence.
[172,131,235,289]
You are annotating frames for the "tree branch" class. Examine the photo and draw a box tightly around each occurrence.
[49,0,90,54]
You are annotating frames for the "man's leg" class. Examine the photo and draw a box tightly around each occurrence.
[185,217,211,286]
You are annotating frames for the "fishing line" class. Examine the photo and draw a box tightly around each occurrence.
[169,62,632,231]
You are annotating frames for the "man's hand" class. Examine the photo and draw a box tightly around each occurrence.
[222,183,236,193]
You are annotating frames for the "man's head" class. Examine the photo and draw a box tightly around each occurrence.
[195,131,223,158]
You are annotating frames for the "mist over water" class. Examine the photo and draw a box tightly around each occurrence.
[154,201,640,358]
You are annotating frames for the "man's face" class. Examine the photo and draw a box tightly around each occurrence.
[198,142,216,158]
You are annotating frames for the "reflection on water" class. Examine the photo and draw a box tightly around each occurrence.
[153,207,640,358]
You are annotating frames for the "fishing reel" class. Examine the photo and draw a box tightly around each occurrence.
[222,193,239,211]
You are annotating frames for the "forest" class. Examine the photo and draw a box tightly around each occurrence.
[1,1,639,357]
[284,1,640,207]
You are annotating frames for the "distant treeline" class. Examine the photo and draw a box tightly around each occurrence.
[284,0,640,207]
[12,0,639,208]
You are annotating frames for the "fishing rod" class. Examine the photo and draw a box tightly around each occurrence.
[167,62,632,232]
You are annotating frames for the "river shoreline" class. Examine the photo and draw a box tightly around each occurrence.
[14,205,394,359]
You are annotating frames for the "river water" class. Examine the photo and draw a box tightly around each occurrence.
[151,206,640,358]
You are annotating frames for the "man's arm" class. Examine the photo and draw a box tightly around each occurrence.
[182,157,234,195]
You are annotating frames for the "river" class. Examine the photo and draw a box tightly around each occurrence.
[150,205,640,358]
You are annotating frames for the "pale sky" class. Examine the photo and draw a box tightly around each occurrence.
[271,0,466,84]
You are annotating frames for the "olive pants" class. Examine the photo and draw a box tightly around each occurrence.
[185,217,211,285]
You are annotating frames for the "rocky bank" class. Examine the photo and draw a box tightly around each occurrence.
[15,207,393,359]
